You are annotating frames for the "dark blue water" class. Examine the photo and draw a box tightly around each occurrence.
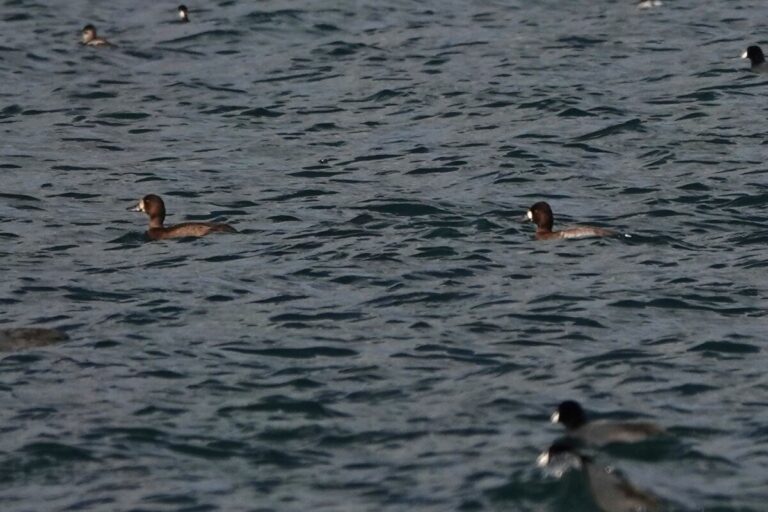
[1,1,767,510]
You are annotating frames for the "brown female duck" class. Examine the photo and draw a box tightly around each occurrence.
[129,194,237,240]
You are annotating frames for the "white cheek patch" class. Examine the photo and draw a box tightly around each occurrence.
[526,210,533,221]
[138,199,146,212]
[550,411,559,423]
[536,451,550,468]
[742,50,749,59]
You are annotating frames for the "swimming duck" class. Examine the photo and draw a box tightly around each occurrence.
[525,202,615,240]
[178,5,190,22]
[129,194,237,240]
[81,24,113,47]
[742,45,768,73]
[552,400,665,446]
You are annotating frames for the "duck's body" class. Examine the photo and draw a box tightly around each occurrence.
[538,441,660,512]
[566,419,665,445]
[552,400,665,446]
[130,194,237,240]
[147,222,236,240]
[81,24,113,47]
[585,462,660,512]
[535,226,615,241]
[525,202,615,240]
[742,45,768,73]
[636,0,662,8]
[0,328,69,352]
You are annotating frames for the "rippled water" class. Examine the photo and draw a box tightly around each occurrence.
[2,0,768,510]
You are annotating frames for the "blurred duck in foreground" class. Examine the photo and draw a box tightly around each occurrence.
[538,440,661,512]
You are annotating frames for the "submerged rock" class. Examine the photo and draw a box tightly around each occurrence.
[0,328,69,351]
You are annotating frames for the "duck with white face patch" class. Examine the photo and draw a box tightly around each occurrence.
[551,400,665,446]
[742,45,768,73]
[129,194,237,240]
[524,202,615,241]
[178,5,190,22]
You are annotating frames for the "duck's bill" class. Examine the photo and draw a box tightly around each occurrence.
[128,203,142,211]
[742,50,749,59]
[550,411,559,423]
[521,210,533,222]
[536,451,550,468]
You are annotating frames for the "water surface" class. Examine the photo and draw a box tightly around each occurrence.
[1,1,767,510]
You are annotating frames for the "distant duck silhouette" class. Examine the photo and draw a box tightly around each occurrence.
[742,45,768,73]
[81,24,113,47]
[551,400,665,446]
[0,327,69,351]
[129,194,237,240]
[538,440,661,512]
[178,5,190,23]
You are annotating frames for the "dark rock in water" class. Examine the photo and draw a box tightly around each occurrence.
[0,328,69,351]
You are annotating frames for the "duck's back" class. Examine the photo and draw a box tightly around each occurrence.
[585,462,660,512]
[86,38,112,47]
[562,226,615,239]
[578,420,664,445]
[148,222,237,240]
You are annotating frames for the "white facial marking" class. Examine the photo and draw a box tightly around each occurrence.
[550,411,559,423]
[526,210,533,221]
[138,199,146,212]
[536,451,550,468]
[742,50,748,59]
